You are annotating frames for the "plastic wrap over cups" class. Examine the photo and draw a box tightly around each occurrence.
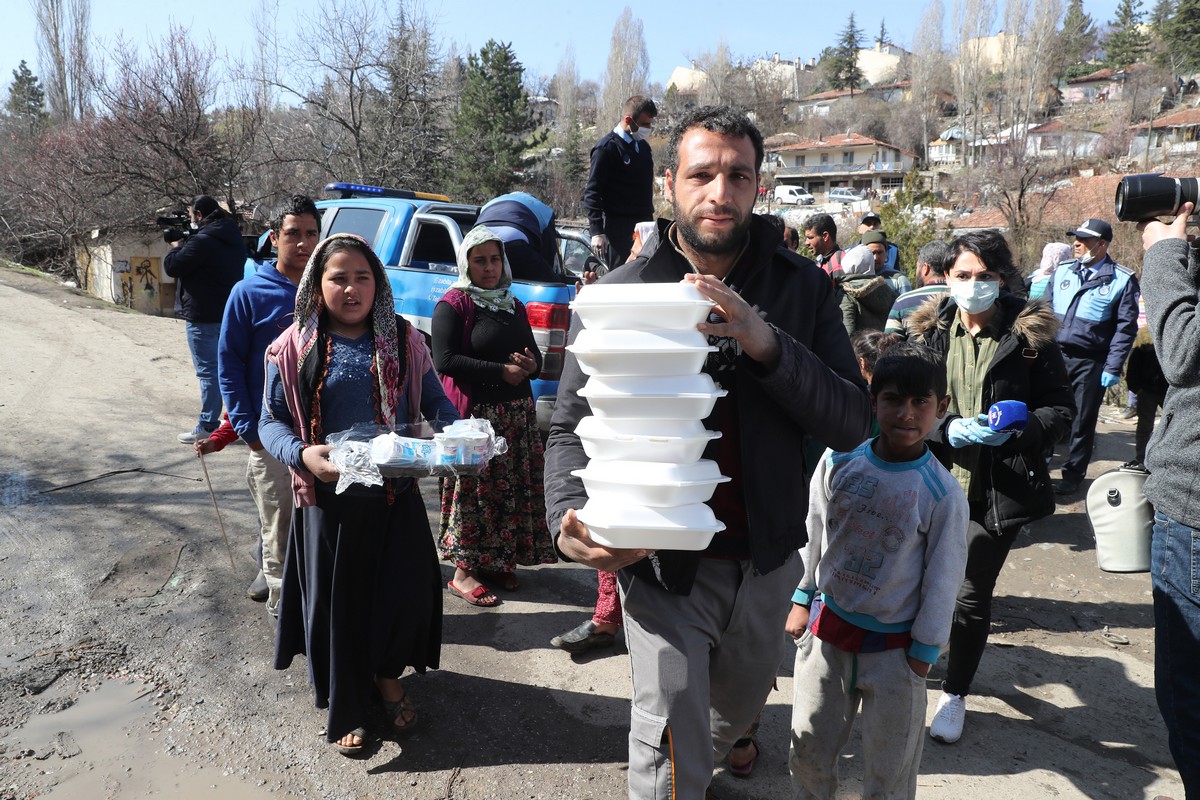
[326,419,508,493]
[571,280,728,551]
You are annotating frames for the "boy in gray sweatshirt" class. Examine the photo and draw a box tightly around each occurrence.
[788,341,969,800]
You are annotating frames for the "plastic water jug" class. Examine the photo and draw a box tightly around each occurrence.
[1085,462,1152,573]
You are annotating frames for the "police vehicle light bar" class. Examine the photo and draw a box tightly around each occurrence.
[324,182,451,202]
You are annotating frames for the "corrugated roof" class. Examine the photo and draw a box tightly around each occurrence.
[771,132,918,159]
[1129,106,1200,131]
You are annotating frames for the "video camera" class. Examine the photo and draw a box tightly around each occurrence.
[155,211,191,244]
[1115,174,1199,222]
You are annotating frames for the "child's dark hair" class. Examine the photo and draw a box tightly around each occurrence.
[871,339,947,399]
[851,330,890,376]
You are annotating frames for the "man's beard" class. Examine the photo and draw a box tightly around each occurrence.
[673,201,751,255]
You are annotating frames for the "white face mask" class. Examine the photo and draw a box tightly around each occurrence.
[950,279,1001,314]
[630,126,651,142]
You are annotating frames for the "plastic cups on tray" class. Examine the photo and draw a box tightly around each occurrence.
[576,499,725,551]
[570,282,714,331]
[577,374,727,420]
[568,329,716,377]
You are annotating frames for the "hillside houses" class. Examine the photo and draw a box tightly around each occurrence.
[1064,65,1149,105]
[1129,107,1200,166]
[771,133,916,197]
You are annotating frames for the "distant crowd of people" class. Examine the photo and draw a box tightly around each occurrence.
[169,101,1193,800]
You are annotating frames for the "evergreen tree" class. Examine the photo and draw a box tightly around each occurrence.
[1149,0,1172,28]
[878,19,889,48]
[828,14,866,93]
[4,60,49,135]
[450,40,541,203]
[1103,0,1150,69]
[1157,0,1200,73]
[1059,0,1098,70]
[879,169,938,286]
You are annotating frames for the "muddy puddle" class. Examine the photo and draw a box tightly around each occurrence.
[7,679,276,799]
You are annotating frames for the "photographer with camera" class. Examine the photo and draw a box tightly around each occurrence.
[1139,200,1200,799]
[164,195,246,444]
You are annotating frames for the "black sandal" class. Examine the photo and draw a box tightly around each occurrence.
[381,692,419,735]
[334,727,368,757]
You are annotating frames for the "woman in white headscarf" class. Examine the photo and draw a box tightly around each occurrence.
[433,226,558,607]
[832,244,898,335]
[1027,241,1072,298]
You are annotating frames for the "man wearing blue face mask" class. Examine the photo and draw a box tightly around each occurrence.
[1030,218,1140,495]
[584,95,658,267]
[909,229,1075,745]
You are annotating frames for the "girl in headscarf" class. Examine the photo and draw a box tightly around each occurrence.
[259,234,458,756]
[433,226,557,607]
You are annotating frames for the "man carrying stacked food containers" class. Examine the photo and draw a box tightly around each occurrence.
[544,105,872,800]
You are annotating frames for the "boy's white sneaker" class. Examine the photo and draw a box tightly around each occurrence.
[930,692,966,743]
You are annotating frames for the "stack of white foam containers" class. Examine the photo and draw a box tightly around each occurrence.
[568,283,730,551]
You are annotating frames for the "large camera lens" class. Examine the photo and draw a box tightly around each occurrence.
[1115,174,1199,221]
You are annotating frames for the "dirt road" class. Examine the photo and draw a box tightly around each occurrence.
[0,266,1184,799]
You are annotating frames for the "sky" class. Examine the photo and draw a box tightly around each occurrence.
[4,0,1125,95]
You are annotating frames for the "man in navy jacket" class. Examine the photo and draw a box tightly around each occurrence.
[583,95,657,267]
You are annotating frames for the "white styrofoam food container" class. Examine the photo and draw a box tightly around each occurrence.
[573,459,730,506]
[577,499,725,551]
[571,282,715,331]
[574,416,721,463]
[578,374,727,420]
[587,417,709,437]
[568,329,715,377]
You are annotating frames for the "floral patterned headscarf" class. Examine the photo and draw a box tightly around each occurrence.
[453,225,516,314]
[293,233,404,430]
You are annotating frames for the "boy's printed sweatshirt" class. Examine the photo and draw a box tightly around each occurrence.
[794,439,969,664]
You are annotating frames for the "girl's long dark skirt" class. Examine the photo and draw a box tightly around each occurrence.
[274,481,441,743]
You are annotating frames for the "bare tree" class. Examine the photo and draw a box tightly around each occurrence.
[535,48,588,217]
[251,0,449,190]
[911,0,951,162]
[554,48,580,146]
[999,0,1063,143]
[600,7,650,127]
[88,28,253,211]
[33,0,92,122]
[693,39,741,108]
[953,0,997,167]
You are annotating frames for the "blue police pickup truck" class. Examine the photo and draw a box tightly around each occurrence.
[246,182,583,431]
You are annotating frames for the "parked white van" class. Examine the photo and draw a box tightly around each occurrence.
[773,185,816,205]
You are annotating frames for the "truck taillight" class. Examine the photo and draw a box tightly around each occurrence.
[526,301,570,380]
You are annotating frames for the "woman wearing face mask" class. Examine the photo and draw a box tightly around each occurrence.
[907,229,1075,746]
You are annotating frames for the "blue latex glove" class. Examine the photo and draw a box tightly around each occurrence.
[946,415,1015,448]
[1101,371,1121,388]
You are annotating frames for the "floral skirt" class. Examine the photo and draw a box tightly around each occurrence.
[438,397,556,572]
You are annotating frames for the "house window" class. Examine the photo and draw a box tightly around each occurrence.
[842,151,853,164]
[821,153,830,164]
[798,155,805,167]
